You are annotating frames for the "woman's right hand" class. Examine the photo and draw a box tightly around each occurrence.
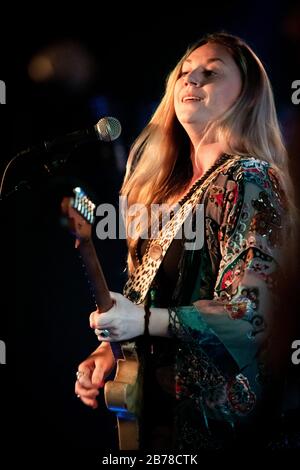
[75,342,116,409]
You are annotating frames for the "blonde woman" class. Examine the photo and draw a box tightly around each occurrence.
[75,32,295,450]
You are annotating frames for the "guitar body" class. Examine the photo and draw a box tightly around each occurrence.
[105,342,141,450]
[61,187,141,450]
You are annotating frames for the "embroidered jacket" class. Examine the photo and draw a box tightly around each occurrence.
[127,155,287,449]
[168,156,286,448]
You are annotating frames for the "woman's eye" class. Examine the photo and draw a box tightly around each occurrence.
[180,70,189,76]
[203,70,217,77]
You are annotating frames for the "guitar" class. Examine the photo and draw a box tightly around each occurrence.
[61,186,141,450]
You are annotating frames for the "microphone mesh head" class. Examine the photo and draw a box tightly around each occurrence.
[95,116,121,142]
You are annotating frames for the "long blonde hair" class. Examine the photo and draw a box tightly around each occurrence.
[121,32,297,272]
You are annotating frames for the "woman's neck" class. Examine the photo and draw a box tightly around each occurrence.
[171,142,226,204]
[190,141,224,182]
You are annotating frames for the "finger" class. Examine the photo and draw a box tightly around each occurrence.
[94,328,116,336]
[89,303,116,328]
[91,361,105,387]
[89,311,99,329]
[75,382,99,398]
[90,311,116,330]
[79,395,98,409]
[77,365,92,378]
[75,379,94,391]
[95,329,116,342]
[90,311,106,329]
[97,335,113,343]
[77,368,93,388]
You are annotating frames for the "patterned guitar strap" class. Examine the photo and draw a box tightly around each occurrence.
[123,154,238,304]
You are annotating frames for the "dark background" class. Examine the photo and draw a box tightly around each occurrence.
[0,2,300,463]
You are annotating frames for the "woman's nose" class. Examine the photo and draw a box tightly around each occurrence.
[185,72,201,87]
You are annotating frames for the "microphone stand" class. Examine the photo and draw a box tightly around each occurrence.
[0,180,32,202]
[0,151,70,203]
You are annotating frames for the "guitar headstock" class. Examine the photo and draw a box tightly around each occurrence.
[61,186,96,246]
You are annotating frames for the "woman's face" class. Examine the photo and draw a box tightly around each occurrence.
[174,42,242,133]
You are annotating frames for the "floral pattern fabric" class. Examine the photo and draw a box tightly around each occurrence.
[166,156,286,449]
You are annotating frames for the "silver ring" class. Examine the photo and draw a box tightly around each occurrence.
[77,394,81,398]
[99,329,110,338]
[76,370,84,380]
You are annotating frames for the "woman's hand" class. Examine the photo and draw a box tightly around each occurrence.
[75,342,115,408]
[89,292,145,342]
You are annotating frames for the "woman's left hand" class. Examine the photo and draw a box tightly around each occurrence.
[89,292,145,342]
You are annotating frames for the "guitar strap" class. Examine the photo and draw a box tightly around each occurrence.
[123,154,238,304]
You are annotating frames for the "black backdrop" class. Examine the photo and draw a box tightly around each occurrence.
[0,3,300,464]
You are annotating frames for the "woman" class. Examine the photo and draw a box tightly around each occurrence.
[75,32,295,450]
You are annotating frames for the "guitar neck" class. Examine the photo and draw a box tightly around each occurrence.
[78,238,113,311]
[78,238,123,359]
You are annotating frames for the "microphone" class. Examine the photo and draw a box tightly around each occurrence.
[18,116,122,157]
[0,116,122,201]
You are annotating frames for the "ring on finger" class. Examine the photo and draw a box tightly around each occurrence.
[96,328,111,338]
[76,370,84,380]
